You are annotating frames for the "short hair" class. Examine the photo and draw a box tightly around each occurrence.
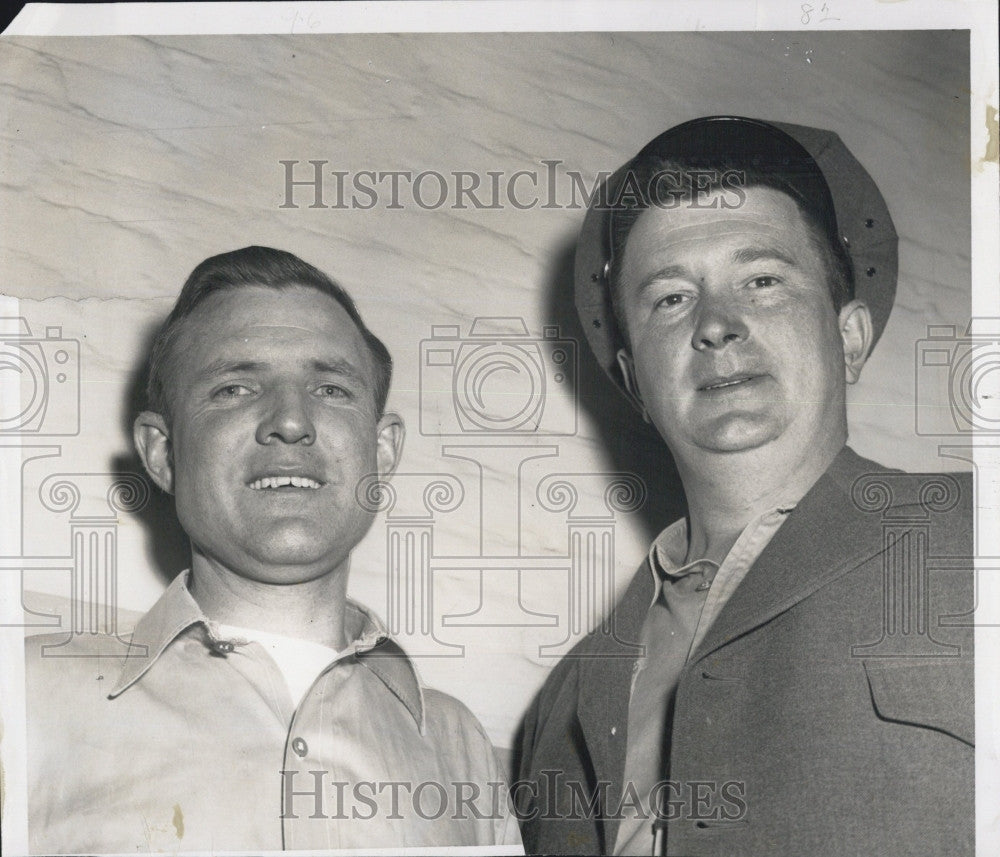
[608,155,855,347]
[145,246,393,419]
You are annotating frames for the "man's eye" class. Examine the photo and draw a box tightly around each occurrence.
[213,384,252,399]
[316,384,350,399]
[654,292,689,308]
[750,276,780,288]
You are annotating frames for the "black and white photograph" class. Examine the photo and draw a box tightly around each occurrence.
[1,2,997,855]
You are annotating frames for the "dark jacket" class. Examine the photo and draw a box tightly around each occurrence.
[517,447,973,856]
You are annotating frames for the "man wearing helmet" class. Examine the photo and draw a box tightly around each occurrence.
[516,117,973,857]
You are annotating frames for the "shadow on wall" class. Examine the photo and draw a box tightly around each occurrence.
[541,231,687,545]
[111,315,189,589]
[509,231,688,785]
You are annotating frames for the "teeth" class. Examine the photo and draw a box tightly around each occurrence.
[249,476,322,490]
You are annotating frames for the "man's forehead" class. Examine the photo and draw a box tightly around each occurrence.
[173,286,372,372]
[208,320,360,347]
[637,185,802,227]
[631,215,787,246]
[234,321,339,335]
[192,283,350,320]
[624,187,811,265]
[181,286,356,337]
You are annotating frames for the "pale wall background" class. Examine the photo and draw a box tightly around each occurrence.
[0,31,971,756]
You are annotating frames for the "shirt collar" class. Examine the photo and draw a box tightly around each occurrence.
[646,517,694,584]
[647,501,800,589]
[109,570,203,697]
[109,570,425,732]
[347,602,426,734]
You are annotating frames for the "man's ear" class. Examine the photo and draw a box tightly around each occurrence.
[133,411,174,494]
[838,299,874,385]
[615,348,650,423]
[375,412,405,481]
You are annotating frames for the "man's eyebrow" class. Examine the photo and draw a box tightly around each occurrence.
[730,246,799,268]
[310,358,368,383]
[635,264,692,295]
[196,358,367,383]
[198,359,267,379]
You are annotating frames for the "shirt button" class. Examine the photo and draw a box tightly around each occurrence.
[291,737,308,757]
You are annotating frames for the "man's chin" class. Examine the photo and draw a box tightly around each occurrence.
[684,412,784,455]
[232,552,348,586]
[200,536,350,586]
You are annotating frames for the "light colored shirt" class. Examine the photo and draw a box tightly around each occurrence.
[614,506,796,856]
[26,571,522,854]
[216,623,341,708]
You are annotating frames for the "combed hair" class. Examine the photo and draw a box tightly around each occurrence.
[145,246,393,419]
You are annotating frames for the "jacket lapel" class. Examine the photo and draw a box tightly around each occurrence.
[690,447,892,665]
[569,448,893,846]
[576,564,653,852]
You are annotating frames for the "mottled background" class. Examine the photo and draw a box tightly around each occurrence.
[1,30,971,759]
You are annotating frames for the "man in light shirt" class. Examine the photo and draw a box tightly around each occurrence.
[26,246,522,853]
[516,117,973,856]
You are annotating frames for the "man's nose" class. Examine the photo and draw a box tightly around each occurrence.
[255,386,316,445]
[690,293,749,351]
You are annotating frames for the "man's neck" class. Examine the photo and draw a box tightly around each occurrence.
[188,553,351,650]
[676,436,845,566]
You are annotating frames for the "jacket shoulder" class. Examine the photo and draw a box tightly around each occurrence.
[847,466,972,525]
[833,450,972,526]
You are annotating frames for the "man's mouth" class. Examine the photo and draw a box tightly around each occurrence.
[248,475,324,490]
[698,374,759,392]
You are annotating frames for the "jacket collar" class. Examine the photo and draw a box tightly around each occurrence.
[577,446,886,852]
[689,445,893,664]
[109,570,424,731]
[572,446,890,848]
